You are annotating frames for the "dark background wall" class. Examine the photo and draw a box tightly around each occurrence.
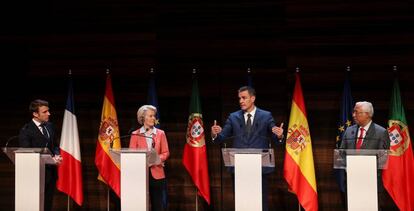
[1,0,413,210]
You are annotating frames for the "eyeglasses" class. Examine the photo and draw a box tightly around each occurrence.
[353,110,367,115]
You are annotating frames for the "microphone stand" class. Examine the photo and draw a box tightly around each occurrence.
[4,135,19,149]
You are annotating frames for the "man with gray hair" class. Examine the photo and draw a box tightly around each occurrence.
[340,101,391,209]
[340,101,389,150]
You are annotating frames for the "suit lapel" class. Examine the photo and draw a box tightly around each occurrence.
[362,123,375,149]
[29,121,49,146]
[30,121,45,138]
[152,131,158,150]
[235,110,250,144]
[241,108,260,143]
[236,110,245,127]
[138,130,149,149]
[252,108,261,132]
[351,125,359,148]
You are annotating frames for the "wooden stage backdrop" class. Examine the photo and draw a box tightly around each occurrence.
[0,0,413,210]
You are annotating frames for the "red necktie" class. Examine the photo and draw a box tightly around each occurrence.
[356,128,365,149]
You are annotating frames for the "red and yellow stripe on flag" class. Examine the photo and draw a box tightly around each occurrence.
[95,73,121,196]
[284,72,318,211]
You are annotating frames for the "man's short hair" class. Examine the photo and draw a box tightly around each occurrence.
[238,86,256,97]
[355,101,374,117]
[29,99,49,113]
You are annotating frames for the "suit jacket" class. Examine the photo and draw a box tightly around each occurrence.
[215,107,282,174]
[340,122,390,150]
[18,120,59,211]
[129,128,170,179]
[340,122,390,192]
[18,120,59,155]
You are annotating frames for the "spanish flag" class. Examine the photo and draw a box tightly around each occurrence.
[95,73,121,196]
[284,72,318,211]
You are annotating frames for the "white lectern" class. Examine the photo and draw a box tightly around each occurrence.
[333,149,388,211]
[2,147,55,211]
[110,148,160,211]
[222,148,275,211]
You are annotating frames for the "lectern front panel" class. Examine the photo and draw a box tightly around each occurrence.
[234,154,262,211]
[347,155,378,211]
[15,153,42,211]
[121,153,148,211]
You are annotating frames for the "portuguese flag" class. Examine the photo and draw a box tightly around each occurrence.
[383,77,414,211]
[284,72,318,211]
[182,73,211,204]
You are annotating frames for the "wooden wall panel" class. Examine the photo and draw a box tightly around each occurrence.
[1,0,413,210]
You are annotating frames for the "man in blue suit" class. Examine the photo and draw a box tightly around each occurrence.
[211,86,284,211]
[19,99,62,211]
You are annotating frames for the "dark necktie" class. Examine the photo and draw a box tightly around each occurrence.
[40,123,50,139]
[246,113,252,134]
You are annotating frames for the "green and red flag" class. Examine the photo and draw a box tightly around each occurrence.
[182,73,211,204]
[383,77,414,211]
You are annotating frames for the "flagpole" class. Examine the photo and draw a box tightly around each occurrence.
[195,188,198,211]
[107,187,110,211]
[193,68,198,211]
[67,195,70,211]
[183,68,211,208]
[247,67,253,87]
[66,71,71,211]
[105,68,111,211]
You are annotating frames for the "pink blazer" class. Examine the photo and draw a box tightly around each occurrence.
[129,128,170,179]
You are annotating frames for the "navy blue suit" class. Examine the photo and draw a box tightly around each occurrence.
[19,121,59,154]
[214,107,282,211]
[215,107,282,172]
[19,120,59,211]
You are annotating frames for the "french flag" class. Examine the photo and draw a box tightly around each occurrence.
[56,75,83,206]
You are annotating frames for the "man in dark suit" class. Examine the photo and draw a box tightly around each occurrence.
[19,99,62,211]
[211,86,284,211]
[340,101,390,209]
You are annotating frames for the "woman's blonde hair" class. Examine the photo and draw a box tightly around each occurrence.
[137,105,157,125]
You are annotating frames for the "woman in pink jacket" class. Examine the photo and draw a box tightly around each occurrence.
[129,105,170,211]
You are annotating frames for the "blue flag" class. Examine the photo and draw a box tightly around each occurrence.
[336,73,353,148]
[147,70,160,128]
[247,68,253,87]
[335,71,353,193]
[147,70,167,208]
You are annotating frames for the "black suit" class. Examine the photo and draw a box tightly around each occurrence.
[19,120,59,211]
